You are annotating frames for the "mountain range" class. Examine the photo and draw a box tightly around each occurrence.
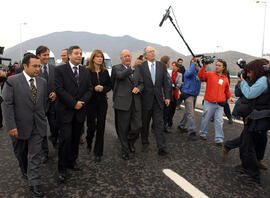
[3,31,258,75]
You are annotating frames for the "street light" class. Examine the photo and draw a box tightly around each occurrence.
[256,1,267,57]
[19,22,27,61]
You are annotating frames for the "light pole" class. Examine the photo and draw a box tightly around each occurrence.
[19,22,27,61]
[256,1,267,57]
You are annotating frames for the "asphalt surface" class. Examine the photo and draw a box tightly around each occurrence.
[0,92,270,198]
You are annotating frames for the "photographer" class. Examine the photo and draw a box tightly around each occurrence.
[237,58,270,184]
[198,59,233,145]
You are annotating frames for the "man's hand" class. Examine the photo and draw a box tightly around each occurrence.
[74,101,85,110]
[0,70,7,77]
[94,85,104,92]
[132,87,140,94]
[8,128,18,138]
[165,99,170,107]
[228,98,234,104]
[49,92,56,101]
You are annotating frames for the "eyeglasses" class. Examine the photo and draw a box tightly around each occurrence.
[146,50,155,54]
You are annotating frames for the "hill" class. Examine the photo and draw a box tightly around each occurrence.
[3,31,257,75]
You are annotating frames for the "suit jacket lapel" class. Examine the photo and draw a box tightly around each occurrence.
[20,73,35,103]
[143,61,154,85]
[79,66,86,85]
[155,61,161,84]
[66,63,78,86]
[36,78,41,102]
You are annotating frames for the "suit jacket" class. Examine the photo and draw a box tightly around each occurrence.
[39,64,56,112]
[55,63,93,124]
[138,61,170,110]
[89,69,112,103]
[39,64,56,95]
[1,73,48,139]
[111,64,143,111]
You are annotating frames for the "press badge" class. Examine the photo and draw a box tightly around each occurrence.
[218,79,223,85]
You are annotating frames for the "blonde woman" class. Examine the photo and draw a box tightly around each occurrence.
[86,49,112,162]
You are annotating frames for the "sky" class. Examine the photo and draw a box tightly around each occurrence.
[0,0,269,57]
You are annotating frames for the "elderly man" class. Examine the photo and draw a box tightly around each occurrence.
[111,50,143,160]
[138,46,170,155]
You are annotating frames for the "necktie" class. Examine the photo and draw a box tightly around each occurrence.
[43,65,48,81]
[30,78,37,104]
[73,66,79,85]
[150,63,155,85]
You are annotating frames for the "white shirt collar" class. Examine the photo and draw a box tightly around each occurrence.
[23,71,36,87]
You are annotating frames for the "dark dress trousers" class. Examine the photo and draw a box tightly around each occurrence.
[86,69,112,157]
[138,61,170,150]
[55,63,93,171]
[39,64,59,156]
[1,73,47,186]
[111,64,143,154]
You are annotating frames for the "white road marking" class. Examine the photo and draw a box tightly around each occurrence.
[163,169,209,198]
[180,105,244,125]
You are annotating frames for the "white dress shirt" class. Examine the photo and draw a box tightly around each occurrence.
[23,71,37,88]
[69,61,80,75]
[147,60,156,72]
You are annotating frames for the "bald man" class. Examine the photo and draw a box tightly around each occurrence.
[111,50,143,160]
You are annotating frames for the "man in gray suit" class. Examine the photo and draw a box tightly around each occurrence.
[2,53,47,197]
[138,46,170,156]
[111,50,143,160]
[36,46,58,156]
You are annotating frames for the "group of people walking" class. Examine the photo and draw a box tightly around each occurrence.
[1,43,269,197]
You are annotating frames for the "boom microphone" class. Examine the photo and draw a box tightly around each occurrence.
[159,6,171,27]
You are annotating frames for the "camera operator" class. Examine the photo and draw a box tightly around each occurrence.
[236,58,270,184]
[198,59,233,145]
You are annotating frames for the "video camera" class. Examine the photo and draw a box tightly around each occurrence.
[237,58,247,79]
[195,55,216,67]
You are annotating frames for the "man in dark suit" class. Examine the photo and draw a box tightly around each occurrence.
[55,45,93,183]
[2,53,47,197]
[36,45,58,163]
[111,49,143,160]
[138,46,170,156]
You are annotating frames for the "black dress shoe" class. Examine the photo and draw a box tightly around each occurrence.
[41,156,48,164]
[164,127,172,133]
[158,148,168,156]
[21,171,28,180]
[70,163,82,171]
[58,170,67,184]
[30,185,44,197]
[128,143,135,153]
[141,144,149,153]
[95,156,102,162]
[177,126,188,133]
[122,153,129,160]
[87,147,91,154]
[48,136,58,149]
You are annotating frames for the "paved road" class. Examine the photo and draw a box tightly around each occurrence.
[0,92,269,198]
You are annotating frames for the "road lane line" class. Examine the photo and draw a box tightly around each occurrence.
[180,105,244,125]
[163,169,209,198]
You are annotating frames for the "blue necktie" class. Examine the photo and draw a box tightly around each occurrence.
[150,63,155,85]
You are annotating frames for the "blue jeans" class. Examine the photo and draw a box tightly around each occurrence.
[179,96,196,134]
[199,100,224,143]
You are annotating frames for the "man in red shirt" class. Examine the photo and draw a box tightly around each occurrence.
[198,59,233,145]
